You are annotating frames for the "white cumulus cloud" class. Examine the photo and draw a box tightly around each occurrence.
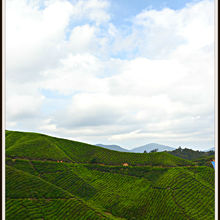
[6,0,215,150]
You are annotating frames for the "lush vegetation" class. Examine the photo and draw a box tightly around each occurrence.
[193,155,215,167]
[167,147,214,161]
[6,130,194,167]
[6,130,215,219]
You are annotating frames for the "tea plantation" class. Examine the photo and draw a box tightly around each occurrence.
[5,130,215,219]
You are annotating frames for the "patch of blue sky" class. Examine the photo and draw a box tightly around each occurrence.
[27,0,46,10]
[110,48,140,60]
[40,92,75,116]
[109,0,202,26]
[95,70,119,79]
[65,17,114,42]
[40,89,83,116]
[40,88,78,99]
[41,98,70,116]
[64,19,93,41]
[64,0,200,57]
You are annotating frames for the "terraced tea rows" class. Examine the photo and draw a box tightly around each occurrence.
[6,165,72,199]
[6,198,118,220]
[5,130,215,219]
[155,168,214,219]
[6,159,215,219]
[6,164,121,220]
[6,130,194,167]
[6,137,71,162]
[84,164,168,183]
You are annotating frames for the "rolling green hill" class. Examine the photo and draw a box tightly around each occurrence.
[5,130,215,220]
[6,130,193,166]
[167,147,215,161]
[192,155,215,167]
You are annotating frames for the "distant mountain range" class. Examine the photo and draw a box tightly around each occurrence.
[96,144,130,152]
[7,130,213,220]
[96,143,216,153]
[96,143,175,153]
[130,143,175,153]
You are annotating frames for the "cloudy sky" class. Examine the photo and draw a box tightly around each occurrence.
[6,0,215,150]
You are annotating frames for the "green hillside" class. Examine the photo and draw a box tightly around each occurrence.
[192,155,215,167]
[5,130,215,220]
[6,130,193,166]
[167,147,215,161]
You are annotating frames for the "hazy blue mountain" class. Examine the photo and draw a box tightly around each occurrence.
[130,143,175,153]
[96,144,130,152]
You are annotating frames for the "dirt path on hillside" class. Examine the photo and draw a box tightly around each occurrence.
[6,156,198,168]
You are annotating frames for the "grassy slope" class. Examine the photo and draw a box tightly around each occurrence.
[5,130,215,220]
[6,130,193,166]
[168,148,215,161]
[6,163,120,220]
[6,158,214,220]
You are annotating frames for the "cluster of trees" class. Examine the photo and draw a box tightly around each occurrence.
[143,149,158,153]
[168,147,214,160]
